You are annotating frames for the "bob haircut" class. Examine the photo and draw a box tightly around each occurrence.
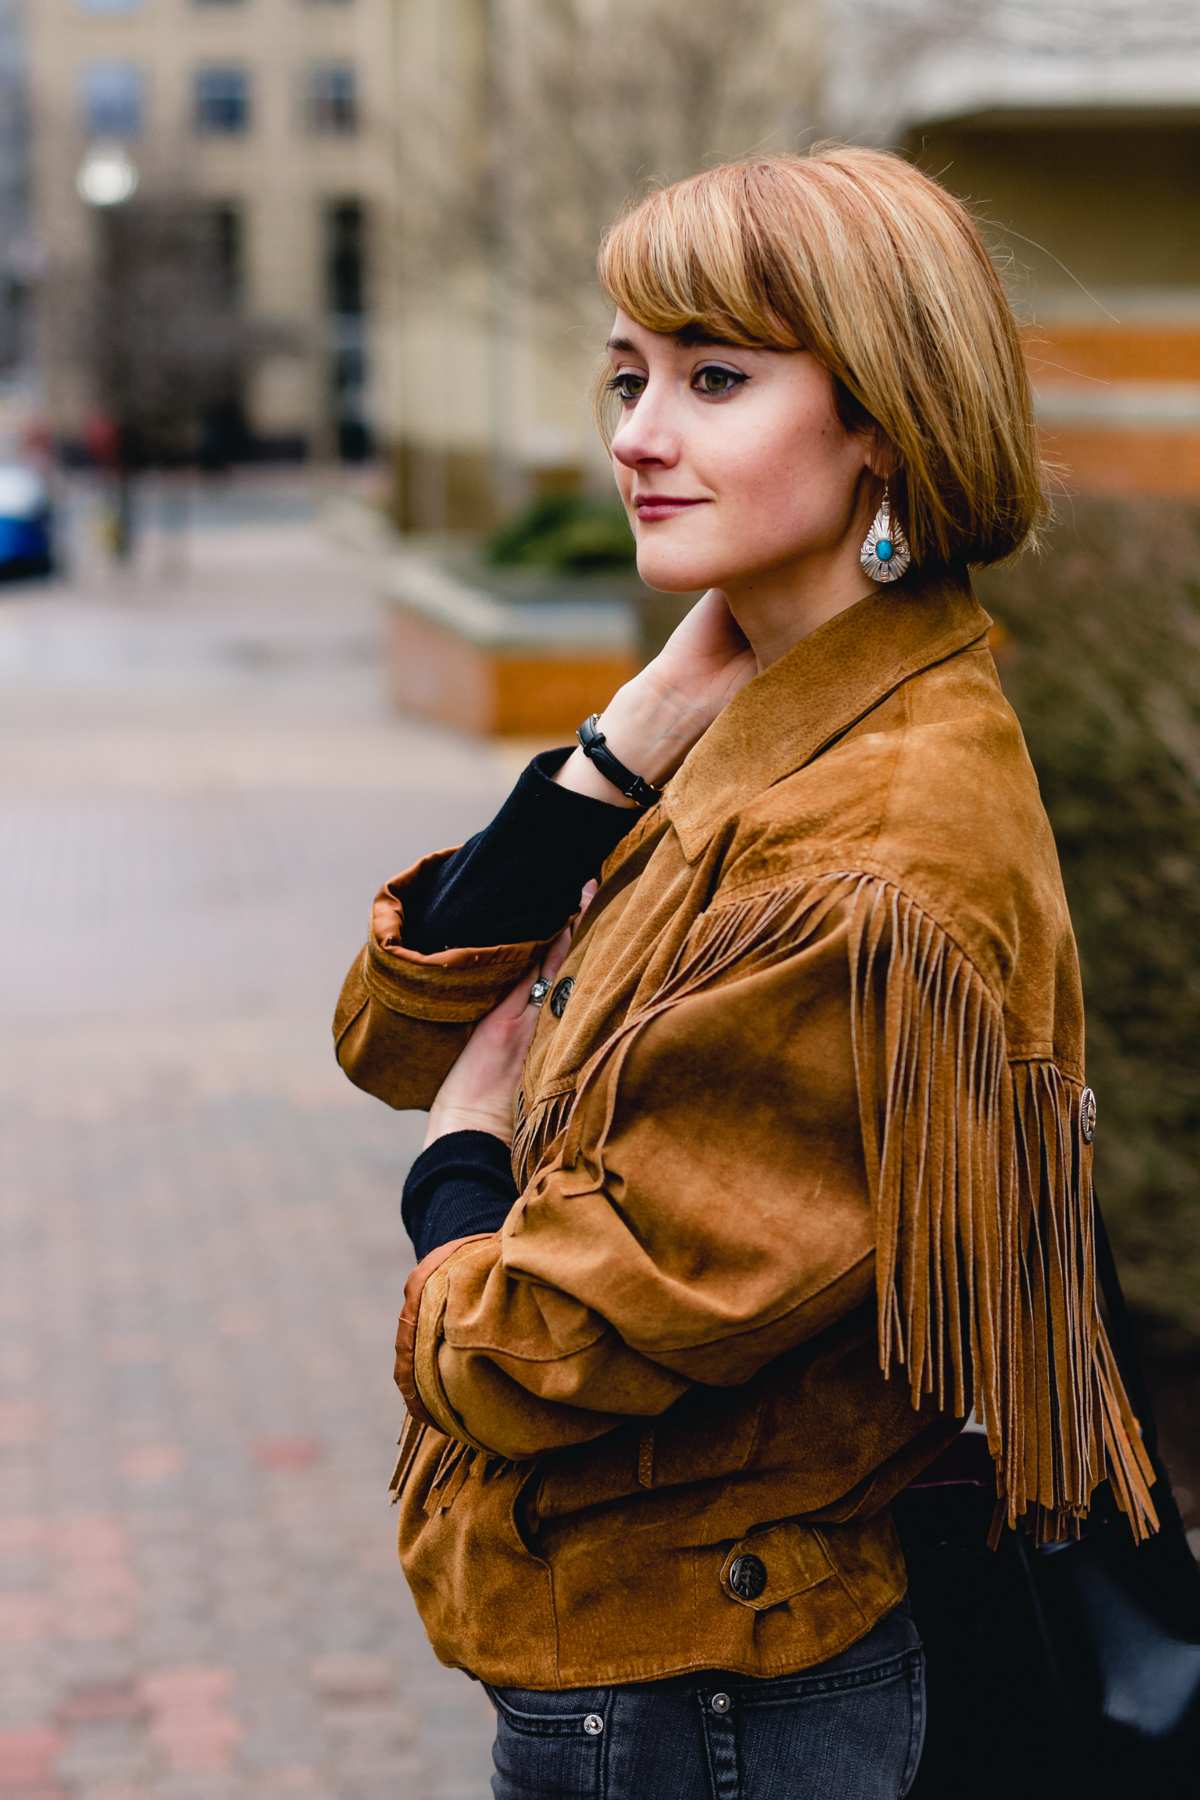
[596,147,1047,569]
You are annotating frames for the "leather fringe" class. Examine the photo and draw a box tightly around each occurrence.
[388,1411,518,1512]
[522,869,1158,1543]
[843,877,1156,1542]
[513,1085,576,1192]
[388,1411,428,1505]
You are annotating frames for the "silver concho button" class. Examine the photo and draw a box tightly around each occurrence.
[1080,1087,1097,1144]
[550,976,575,1019]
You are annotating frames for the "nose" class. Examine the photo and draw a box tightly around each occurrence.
[610,378,681,472]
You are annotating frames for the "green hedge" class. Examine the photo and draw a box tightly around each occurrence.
[487,493,636,572]
[976,498,1200,1350]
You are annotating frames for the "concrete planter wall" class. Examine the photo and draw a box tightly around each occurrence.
[385,541,646,736]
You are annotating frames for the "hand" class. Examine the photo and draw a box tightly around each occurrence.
[648,584,761,719]
[423,886,596,1149]
[552,588,758,807]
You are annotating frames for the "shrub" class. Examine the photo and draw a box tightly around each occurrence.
[486,493,636,572]
[976,498,1200,1351]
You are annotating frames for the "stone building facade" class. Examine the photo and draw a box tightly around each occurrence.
[27,0,399,459]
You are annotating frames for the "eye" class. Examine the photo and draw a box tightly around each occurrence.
[607,370,647,403]
[693,364,747,396]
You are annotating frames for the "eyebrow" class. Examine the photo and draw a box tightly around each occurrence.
[606,331,734,354]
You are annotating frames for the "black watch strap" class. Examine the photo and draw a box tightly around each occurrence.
[576,714,664,809]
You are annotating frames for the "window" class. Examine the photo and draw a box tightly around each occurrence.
[80,61,144,140]
[304,65,358,134]
[195,68,250,135]
[212,205,242,302]
[327,199,364,316]
[326,200,370,460]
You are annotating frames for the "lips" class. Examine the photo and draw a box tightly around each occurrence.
[634,495,708,522]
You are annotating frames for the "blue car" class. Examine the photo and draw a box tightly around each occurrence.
[0,464,52,577]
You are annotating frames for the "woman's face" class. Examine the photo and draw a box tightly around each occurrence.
[607,311,879,596]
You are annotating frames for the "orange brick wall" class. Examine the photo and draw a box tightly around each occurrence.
[1023,325,1200,496]
[492,655,637,736]
[1039,427,1200,498]
[1024,324,1200,385]
[387,607,636,736]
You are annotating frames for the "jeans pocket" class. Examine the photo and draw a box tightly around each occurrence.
[485,1686,607,1800]
[735,1648,927,1800]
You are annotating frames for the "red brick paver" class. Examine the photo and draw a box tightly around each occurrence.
[0,478,522,1800]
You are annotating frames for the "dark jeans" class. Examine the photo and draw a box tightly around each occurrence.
[485,1600,924,1800]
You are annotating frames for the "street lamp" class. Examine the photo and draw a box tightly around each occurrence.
[76,143,138,209]
[77,142,140,557]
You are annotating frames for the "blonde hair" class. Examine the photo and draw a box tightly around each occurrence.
[596,147,1047,568]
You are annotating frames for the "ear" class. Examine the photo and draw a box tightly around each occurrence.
[863,426,899,482]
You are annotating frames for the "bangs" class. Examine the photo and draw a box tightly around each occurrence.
[598,172,803,353]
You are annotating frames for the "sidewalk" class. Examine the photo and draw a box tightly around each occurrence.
[0,475,528,1800]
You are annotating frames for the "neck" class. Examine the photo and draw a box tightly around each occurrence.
[722,541,880,672]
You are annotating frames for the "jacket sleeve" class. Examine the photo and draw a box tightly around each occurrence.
[397,884,879,1459]
[333,849,563,1111]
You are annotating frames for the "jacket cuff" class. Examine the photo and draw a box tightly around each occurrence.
[367,849,560,1024]
[394,1233,497,1430]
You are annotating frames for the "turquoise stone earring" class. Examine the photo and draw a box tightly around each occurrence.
[860,484,911,583]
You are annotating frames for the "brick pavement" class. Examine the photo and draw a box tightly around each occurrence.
[0,476,533,1800]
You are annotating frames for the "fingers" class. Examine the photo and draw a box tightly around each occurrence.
[491,976,535,1020]
[428,884,606,1153]
[534,923,573,993]
[537,879,598,991]
[576,879,599,923]
[672,585,741,645]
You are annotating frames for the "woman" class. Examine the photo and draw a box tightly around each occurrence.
[335,148,1156,1799]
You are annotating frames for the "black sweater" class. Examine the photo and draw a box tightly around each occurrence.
[400,749,636,1261]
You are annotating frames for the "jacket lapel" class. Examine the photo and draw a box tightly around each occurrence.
[665,566,992,862]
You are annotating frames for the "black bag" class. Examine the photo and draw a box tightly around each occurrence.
[895,1201,1200,1800]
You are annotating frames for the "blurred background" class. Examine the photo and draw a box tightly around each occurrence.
[1,2,1199,1797]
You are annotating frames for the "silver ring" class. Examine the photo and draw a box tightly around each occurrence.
[529,978,551,1008]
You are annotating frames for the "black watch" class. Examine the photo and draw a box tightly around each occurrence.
[576,714,664,808]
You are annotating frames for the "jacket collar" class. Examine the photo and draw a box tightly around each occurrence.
[664,565,991,862]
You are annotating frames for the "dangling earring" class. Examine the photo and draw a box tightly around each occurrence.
[860,483,911,583]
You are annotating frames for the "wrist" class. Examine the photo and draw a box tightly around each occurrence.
[553,672,711,806]
[601,673,709,786]
[424,1105,514,1150]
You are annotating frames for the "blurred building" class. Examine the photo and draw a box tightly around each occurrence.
[46,0,1188,502]
[383,0,824,529]
[829,0,1200,499]
[0,0,33,387]
[23,0,825,492]
[27,0,400,461]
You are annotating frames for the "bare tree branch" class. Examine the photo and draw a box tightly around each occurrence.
[395,0,821,340]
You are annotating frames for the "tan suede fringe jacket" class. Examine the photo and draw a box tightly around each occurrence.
[334,567,1156,1690]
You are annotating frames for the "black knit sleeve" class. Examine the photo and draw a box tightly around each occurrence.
[399,753,637,1258]
[402,749,636,954]
[402,1130,520,1261]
